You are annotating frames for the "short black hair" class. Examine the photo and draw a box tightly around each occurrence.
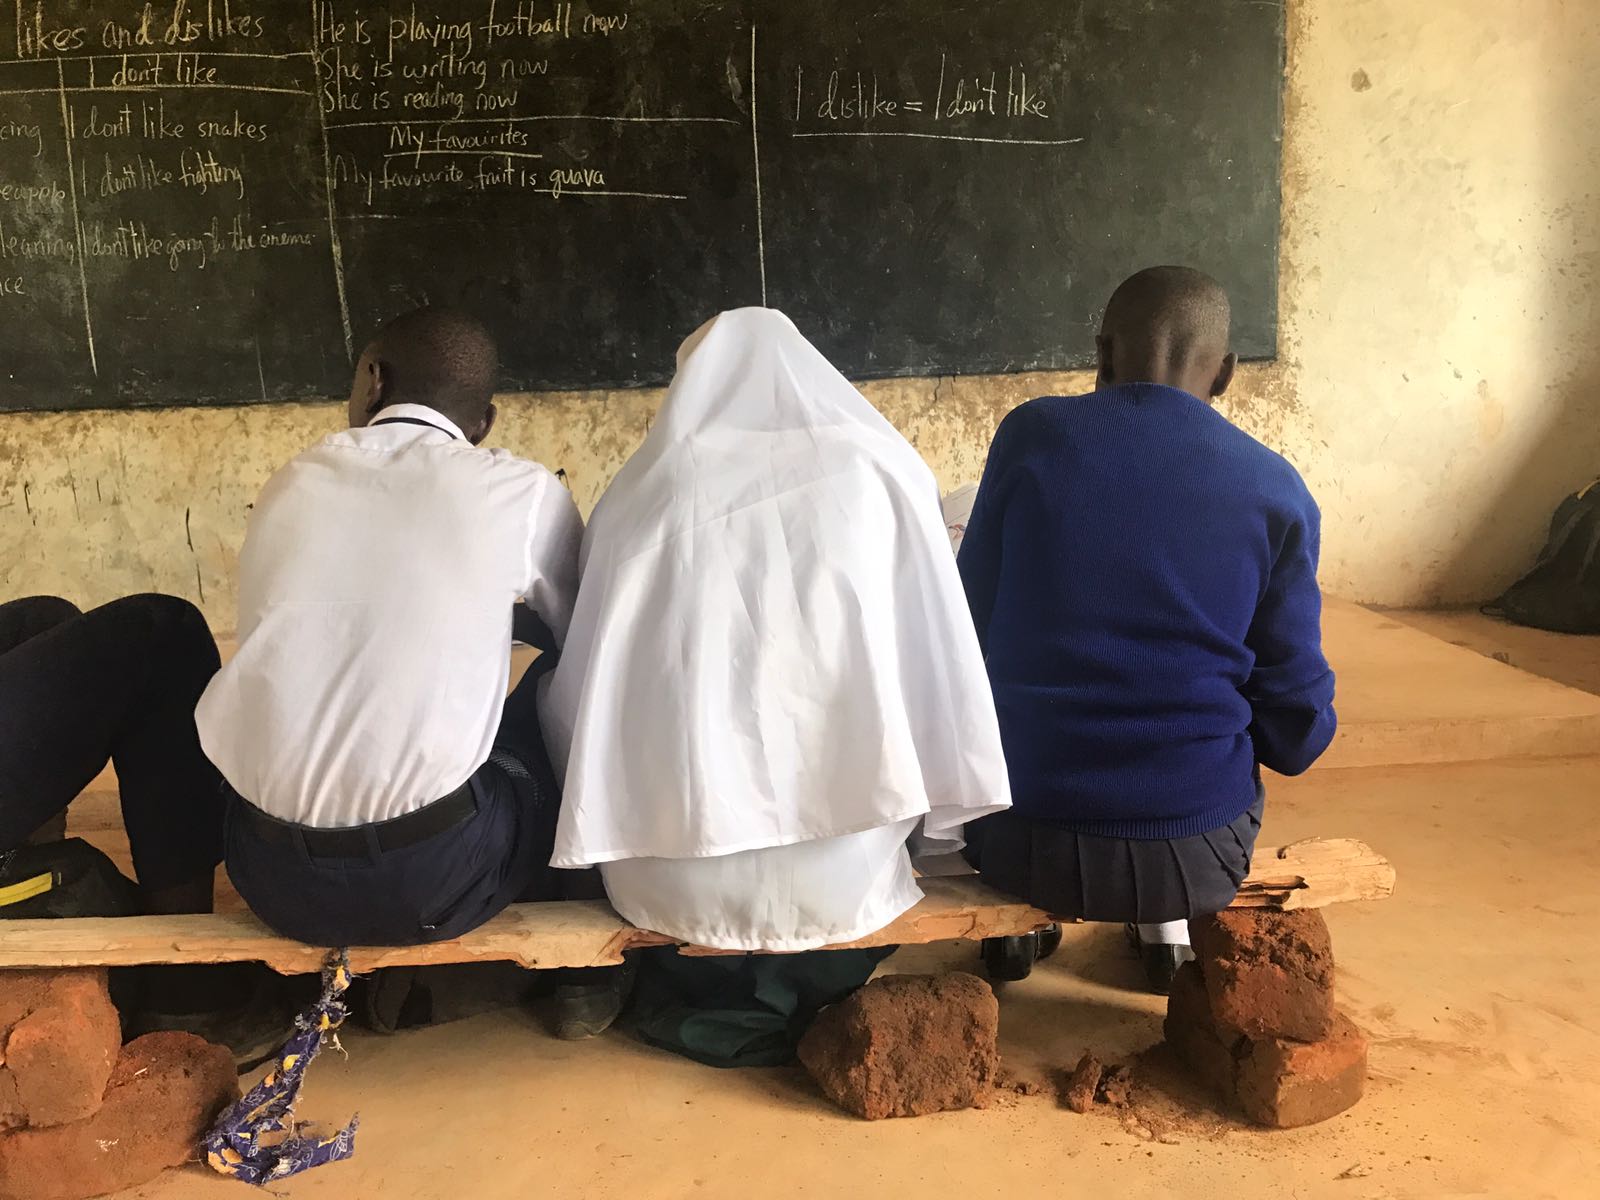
[1101,266,1231,370]
[367,307,499,428]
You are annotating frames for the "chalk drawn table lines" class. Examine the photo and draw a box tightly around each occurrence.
[0,83,313,97]
[324,114,743,129]
[54,58,95,376]
[0,51,315,65]
[310,0,353,360]
[0,0,1149,410]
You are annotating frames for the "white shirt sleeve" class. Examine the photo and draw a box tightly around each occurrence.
[524,473,584,647]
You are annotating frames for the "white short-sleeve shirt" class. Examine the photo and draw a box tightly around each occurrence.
[196,404,582,828]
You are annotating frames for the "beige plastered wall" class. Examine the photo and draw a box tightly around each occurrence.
[4,0,1599,631]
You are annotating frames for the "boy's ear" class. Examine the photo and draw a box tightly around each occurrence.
[1095,334,1114,388]
[1211,352,1238,399]
[364,360,388,416]
[468,403,498,446]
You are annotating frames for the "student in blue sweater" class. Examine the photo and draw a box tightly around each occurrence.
[957,266,1337,992]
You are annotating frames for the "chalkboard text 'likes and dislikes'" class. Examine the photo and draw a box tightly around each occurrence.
[0,1,1282,411]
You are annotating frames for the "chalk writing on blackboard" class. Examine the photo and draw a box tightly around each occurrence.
[0,1,1280,410]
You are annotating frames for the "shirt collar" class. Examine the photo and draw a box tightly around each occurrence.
[368,403,468,441]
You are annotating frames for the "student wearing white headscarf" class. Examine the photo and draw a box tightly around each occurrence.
[540,308,1011,960]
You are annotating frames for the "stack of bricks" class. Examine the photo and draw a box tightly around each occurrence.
[0,969,239,1200]
[1164,909,1368,1128]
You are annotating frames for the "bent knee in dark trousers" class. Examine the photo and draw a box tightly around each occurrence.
[0,593,224,889]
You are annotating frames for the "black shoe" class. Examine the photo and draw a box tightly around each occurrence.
[132,967,295,1072]
[1139,943,1190,995]
[357,963,537,1034]
[553,963,635,1041]
[981,933,1039,982]
[1123,924,1194,996]
[1035,923,1063,962]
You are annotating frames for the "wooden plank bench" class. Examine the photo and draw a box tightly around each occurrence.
[0,839,1393,974]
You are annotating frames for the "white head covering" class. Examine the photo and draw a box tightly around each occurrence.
[542,308,1010,867]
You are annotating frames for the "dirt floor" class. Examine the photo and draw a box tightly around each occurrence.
[1391,608,1600,698]
[112,751,1599,1200]
[57,608,1600,1199]
[1316,602,1600,769]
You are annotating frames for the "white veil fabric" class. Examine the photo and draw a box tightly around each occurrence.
[541,308,1011,872]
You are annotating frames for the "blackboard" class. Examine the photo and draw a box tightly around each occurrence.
[0,1,1283,412]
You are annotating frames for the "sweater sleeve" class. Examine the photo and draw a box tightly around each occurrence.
[957,406,1025,656]
[1244,496,1338,776]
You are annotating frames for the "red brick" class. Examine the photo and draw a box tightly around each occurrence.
[0,970,120,1131]
[0,1032,239,1200]
[1062,1052,1102,1114]
[798,973,998,1120]
[1163,961,1242,1101]
[1234,1011,1368,1129]
[1191,909,1336,1042]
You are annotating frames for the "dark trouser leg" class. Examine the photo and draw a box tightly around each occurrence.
[494,651,604,903]
[510,603,557,653]
[493,646,556,783]
[0,593,224,913]
[0,597,84,842]
[492,654,626,1019]
[0,595,83,652]
[630,945,895,1067]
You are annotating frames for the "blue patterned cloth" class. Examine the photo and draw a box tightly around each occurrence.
[204,953,360,1185]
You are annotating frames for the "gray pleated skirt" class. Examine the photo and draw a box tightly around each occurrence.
[961,786,1265,925]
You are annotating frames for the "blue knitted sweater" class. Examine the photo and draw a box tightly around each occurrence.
[957,384,1337,838]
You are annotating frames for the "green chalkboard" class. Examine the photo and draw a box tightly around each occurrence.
[0,0,1282,411]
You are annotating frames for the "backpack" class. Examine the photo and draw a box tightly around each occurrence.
[0,838,141,920]
[1485,479,1600,634]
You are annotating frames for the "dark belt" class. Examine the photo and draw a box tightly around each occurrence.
[233,781,477,858]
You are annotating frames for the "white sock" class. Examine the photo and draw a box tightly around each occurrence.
[1138,919,1191,946]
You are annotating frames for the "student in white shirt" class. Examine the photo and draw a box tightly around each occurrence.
[541,309,1012,957]
[197,308,626,1035]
